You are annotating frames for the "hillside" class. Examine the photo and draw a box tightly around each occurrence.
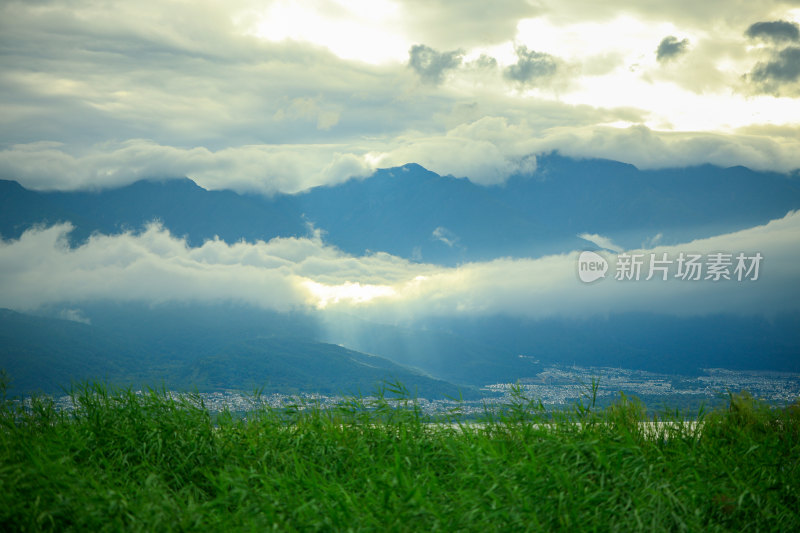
[0,308,470,398]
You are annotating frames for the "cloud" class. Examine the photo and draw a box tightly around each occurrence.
[0,1,444,149]
[643,233,663,248]
[745,20,800,43]
[645,36,748,94]
[375,119,800,185]
[373,116,540,185]
[400,0,541,49]
[1,213,798,321]
[742,19,800,96]
[408,44,463,84]
[0,222,431,312]
[5,117,800,196]
[535,0,798,29]
[656,36,689,62]
[467,54,499,70]
[578,233,624,253]
[1,0,800,196]
[529,124,800,174]
[59,308,91,325]
[432,227,459,248]
[504,45,559,85]
[748,46,800,95]
[349,211,800,320]
[0,140,375,195]
[273,97,341,131]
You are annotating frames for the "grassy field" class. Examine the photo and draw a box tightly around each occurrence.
[1,375,798,532]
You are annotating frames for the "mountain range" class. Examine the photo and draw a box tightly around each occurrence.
[2,153,799,395]
[3,153,799,265]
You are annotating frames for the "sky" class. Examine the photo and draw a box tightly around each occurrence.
[1,0,800,194]
[1,0,800,321]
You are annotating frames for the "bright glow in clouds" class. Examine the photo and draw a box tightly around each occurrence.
[513,12,800,133]
[565,78,800,132]
[237,2,800,141]
[303,280,397,308]
[1,214,798,319]
[516,15,678,61]
[240,0,408,64]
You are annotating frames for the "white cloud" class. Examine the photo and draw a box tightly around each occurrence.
[578,233,624,253]
[371,116,539,184]
[0,141,374,194]
[1,214,798,320]
[643,233,663,248]
[350,211,800,320]
[4,119,800,196]
[58,308,91,325]
[273,97,341,131]
[431,227,458,248]
[529,124,800,173]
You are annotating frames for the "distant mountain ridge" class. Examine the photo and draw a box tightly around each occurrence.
[4,302,798,397]
[0,306,471,398]
[3,153,799,264]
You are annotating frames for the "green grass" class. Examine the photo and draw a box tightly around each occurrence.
[1,375,798,532]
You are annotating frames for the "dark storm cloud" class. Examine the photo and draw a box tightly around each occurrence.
[656,36,689,62]
[743,20,800,96]
[749,46,800,94]
[408,44,463,84]
[745,20,800,43]
[504,46,558,84]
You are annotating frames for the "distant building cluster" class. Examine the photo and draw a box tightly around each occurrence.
[23,365,800,418]
[484,365,800,407]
